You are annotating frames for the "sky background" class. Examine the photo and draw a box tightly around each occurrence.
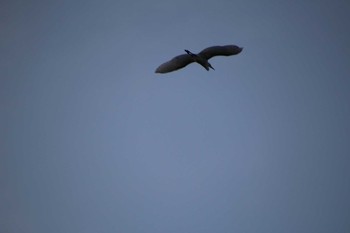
[1,0,350,232]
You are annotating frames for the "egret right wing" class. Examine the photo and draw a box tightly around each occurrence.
[155,54,193,73]
[199,45,243,60]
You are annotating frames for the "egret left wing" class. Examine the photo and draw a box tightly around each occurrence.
[155,54,193,73]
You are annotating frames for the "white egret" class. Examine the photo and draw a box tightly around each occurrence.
[155,45,243,73]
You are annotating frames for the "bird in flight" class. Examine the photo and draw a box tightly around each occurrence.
[155,45,243,73]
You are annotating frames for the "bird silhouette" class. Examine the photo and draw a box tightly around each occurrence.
[155,45,243,73]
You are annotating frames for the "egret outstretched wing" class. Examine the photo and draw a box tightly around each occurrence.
[155,54,194,73]
[199,45,243,60]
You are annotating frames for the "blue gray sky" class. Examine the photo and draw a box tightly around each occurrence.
[1,0,350,232]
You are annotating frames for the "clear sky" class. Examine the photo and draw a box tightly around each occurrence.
[1,0,350,232]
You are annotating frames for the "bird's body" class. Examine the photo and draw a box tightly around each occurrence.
[155,45,243,73]
[184,49,214,71]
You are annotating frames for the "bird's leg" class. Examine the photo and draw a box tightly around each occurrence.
[208,63,215,70]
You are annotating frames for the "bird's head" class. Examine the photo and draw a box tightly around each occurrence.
[185,49,196,57]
